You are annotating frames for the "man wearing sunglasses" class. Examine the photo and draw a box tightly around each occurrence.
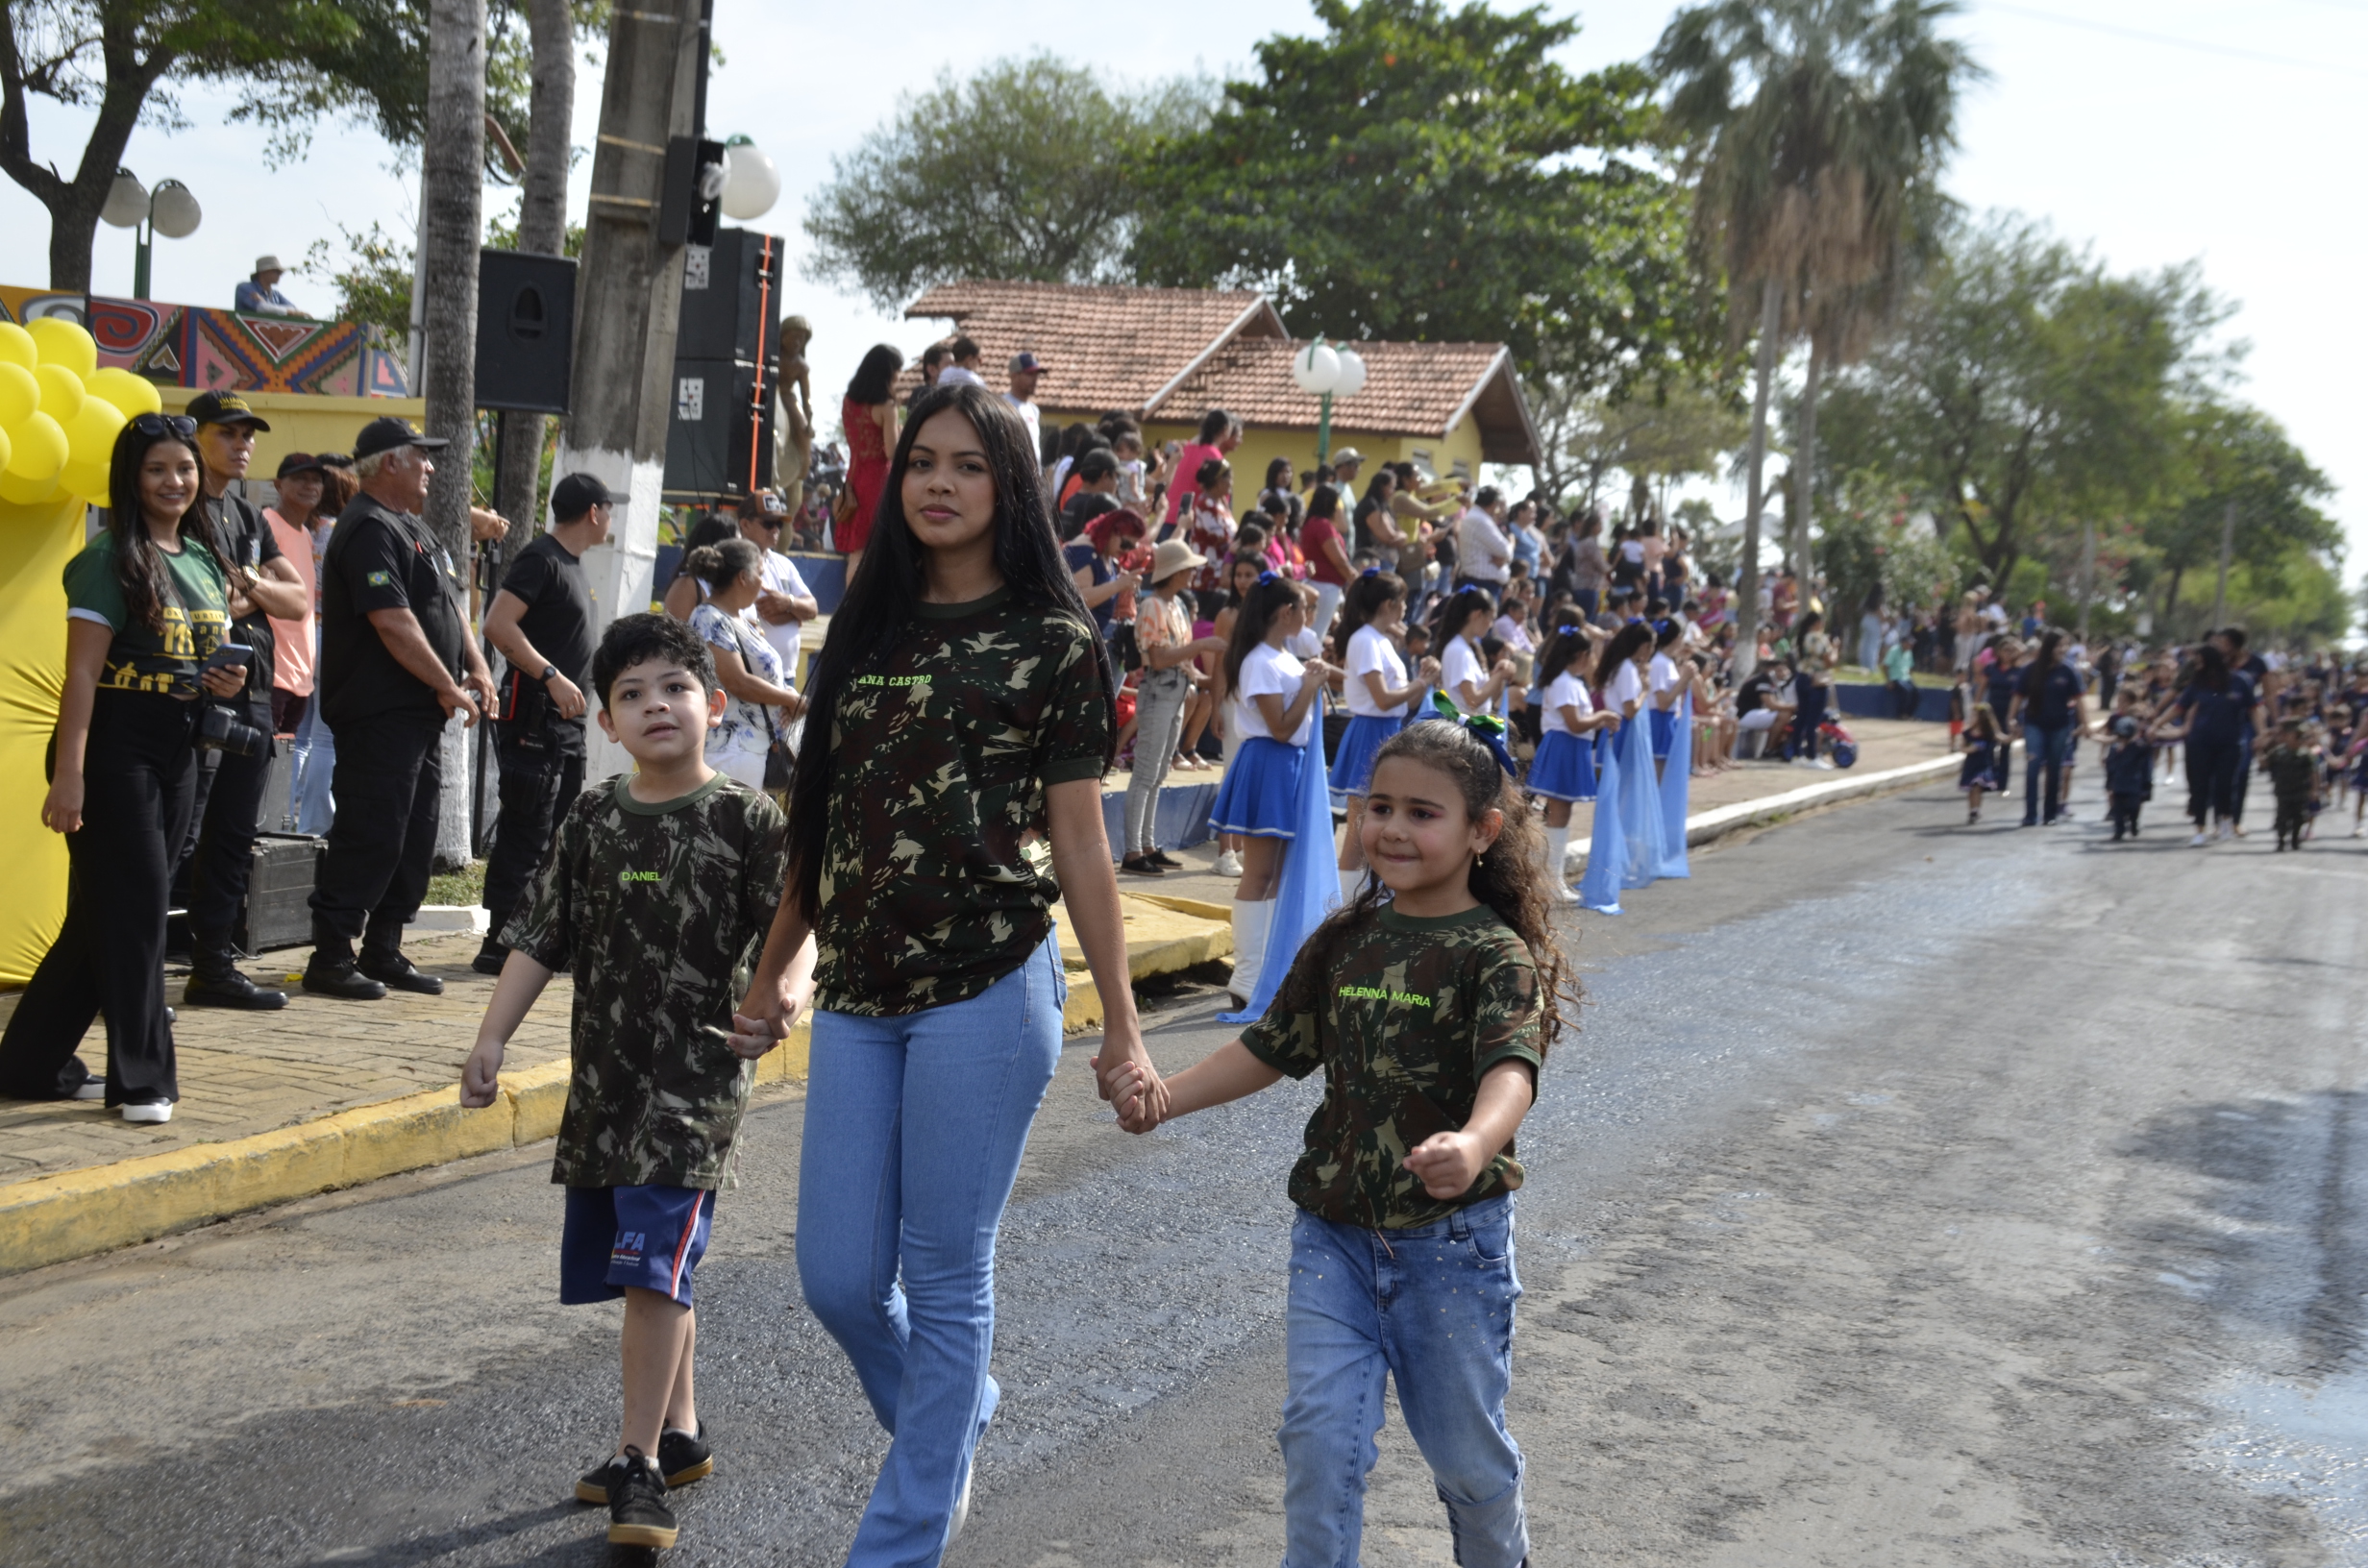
[180,390,309,1012]
[731,490,818,677]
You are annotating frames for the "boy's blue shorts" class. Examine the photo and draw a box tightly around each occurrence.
[560,1184,716,1309]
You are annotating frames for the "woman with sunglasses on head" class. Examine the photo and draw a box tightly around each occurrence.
[730,382,1148,1564]
[0,415,251,1123]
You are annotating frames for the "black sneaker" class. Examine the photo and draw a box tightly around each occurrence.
[302,959,387,1000]
[471,937,509,977]
[576,1428,711,1502]
[1146,849,1183,870]
[358,953,443,996]
[607,1449,678,1550]
[1120,854,1166,876]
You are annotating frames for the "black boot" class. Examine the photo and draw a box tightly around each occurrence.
[185,936,287,1010]
[358,949,443,996]
[303,933,387,1000]
[472,934,509,976]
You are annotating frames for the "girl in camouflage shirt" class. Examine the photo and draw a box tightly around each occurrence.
[1112,719,1581,1568]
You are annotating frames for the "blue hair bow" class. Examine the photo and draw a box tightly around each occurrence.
[1359,565,1381,577]
[1556,623,1581,637]
[1256,569,1278,586]
[1428,691,1518,777]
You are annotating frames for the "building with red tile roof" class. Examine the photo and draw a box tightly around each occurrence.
[903,280,1541,488]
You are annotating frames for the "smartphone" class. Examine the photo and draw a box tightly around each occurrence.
[202,643,255,672]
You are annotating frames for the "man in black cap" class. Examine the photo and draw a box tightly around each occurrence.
[472,471,612,973]
[181,390,309,1011]
[304,416,498,1000]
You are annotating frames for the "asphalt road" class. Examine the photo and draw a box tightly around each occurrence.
[4,774,2365,1567]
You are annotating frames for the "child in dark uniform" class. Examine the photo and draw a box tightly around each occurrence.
[2103,714,2154,841]
[2262,715,2321,850]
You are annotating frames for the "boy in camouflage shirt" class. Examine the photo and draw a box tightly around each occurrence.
[461,614,794,1553]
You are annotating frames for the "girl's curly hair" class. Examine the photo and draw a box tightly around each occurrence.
[1279,718,1580,1051]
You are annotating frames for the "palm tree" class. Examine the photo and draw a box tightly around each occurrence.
[1654,0,1980,675]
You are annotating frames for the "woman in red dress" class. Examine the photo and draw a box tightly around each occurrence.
[839,344,902,587]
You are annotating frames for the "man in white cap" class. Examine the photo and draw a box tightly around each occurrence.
[235,256,299,316]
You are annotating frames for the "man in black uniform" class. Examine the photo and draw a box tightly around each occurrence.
[473,471,611,973]
[182,390,309,1011]
[304,417,498,1000]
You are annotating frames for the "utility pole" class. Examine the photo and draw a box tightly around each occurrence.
[554,0,708,779]
[2078,519,2096,642]
[2210,497,2235,631]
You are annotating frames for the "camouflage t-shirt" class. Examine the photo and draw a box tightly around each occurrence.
[814,589,1111,1016]
[503,772,788,1189]
[1243,904,1544,1229]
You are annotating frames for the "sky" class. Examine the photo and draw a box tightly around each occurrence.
[6,0,2362,567]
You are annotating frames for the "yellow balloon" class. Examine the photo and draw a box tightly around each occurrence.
[0,322,33,370]
[6,408,67,483]
[0,468,59,505]
[36,363,85,423]
[86,366,163,419]
[0,361,36,428]
[0,424,12,478]
[59,457,111,505]
[66,396,125,469]
[26,317,97,379]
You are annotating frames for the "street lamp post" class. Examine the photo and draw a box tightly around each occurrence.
[1291,337,1367,465]
[101,171,202,300]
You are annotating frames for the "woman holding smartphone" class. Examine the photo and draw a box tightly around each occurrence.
[0,415,251,1121]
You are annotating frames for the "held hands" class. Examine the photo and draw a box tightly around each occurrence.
[1099,1056,1166,1134]
[1403,1130,1488,1199]
[1416,656,1442,684]
[728,972,811,1061]
[1300,659,1336,689]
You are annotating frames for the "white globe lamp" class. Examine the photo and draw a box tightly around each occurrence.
[150,180,202,239]
[1332,348,1367,399]
[720,137,780,222]
[1292,342,1342,396]
[101,170,149,230]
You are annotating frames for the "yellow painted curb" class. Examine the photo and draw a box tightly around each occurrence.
[1132,894,1233,923]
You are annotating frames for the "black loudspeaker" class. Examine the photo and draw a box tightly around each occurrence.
[475,250,578,415]
[663,228,780,500]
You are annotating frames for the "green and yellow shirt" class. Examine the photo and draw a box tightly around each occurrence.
[814,589,1112,1016]
[1244,904,1544,1229]
[503,773,789,1190]
[62,529,230,696]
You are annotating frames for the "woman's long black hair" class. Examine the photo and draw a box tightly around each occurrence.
[1222,573,1303,697]
[1538,622,1592,687]
[784,381,1116,919]
[845,343,903,405]
[1597,620,1655,676]
[1329,569,1404,665]
[107,418,224,635]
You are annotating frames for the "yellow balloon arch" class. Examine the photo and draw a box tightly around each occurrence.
[0,317,163,985]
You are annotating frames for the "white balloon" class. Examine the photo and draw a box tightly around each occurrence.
[101,170,148,230]
[1292,342,1341,395]
[150,180,202,239]
[721,142,781,221]
[1332,348,1367,399]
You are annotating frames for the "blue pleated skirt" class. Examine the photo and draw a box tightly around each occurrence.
[1210,736,1307,836]
[1327,713,1406,798]
[1649,707,1676,760]
[1528,729,1597,802]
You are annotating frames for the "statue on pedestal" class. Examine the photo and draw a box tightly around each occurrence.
[775,314,814,515]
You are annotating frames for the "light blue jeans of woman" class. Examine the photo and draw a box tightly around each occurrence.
[291,625,336,836]
[798,928,1067,1567]
[1281,1194,1527,1568]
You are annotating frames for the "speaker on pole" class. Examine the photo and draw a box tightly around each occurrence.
[663,227,779,501]
[476,250,578,415]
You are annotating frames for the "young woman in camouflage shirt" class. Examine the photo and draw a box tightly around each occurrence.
[1111,719,1581,1568]
[732,382,1156,1564]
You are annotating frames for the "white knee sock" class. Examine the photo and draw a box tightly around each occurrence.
[1543,824,1577,900]
[1229,897,1273,1003]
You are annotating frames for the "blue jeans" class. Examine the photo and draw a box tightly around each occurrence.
[1282,1195,1527,1568]
[291,628,336,835]
[797,929,1067,1567]
[2022,722,2073,823]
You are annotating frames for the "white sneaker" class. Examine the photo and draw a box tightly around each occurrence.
[2215,822,2233,842]
[1214,850,1243,878]
[70,1071,105,1101]
[2189,831,2210,847]
[950,1466,972,1542]
[1813,758,1836,771]
[121,1099,172,1124]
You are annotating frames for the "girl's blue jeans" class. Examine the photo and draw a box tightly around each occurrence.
[1282,1194,1528,1568]
[797,929,1066,1568]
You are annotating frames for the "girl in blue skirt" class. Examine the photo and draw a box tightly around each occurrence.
[1210,574,1336,1007]
[1328,571,1439,902]
[1647,618,1687,776]
[1529,624,1622,902]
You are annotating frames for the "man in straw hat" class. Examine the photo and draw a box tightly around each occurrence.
[235,256,300,316]
[1119,536,1229,876]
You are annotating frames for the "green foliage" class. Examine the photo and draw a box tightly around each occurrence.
[1814,474,1961,622]
[1816,213,2230,587]
[300,221,413,345]
[1537,379,1748,513]
[1125,0,1710,389]
[802,55,1213,312]
[2137,403,2337,630]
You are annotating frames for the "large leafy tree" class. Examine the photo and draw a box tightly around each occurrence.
[2139,403,2337,637]
[1,0,591,291]
[1127,0,1707,392]
[1817,214,2231,589]
[1653,0,1980,674]
[802,56,1211,312]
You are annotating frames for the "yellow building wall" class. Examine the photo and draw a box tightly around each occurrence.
[1101,416,1484,514]
[236,393,429,479]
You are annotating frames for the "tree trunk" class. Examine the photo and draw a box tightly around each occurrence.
[491,0,577,539]
[1792,339,1823,587]
[422,0,488,871]
[0,10,169,291]
[1733,277,1782,683]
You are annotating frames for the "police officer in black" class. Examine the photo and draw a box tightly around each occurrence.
[304,417,499,999]
[182,390,310,1010]
[472,471,611,973]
